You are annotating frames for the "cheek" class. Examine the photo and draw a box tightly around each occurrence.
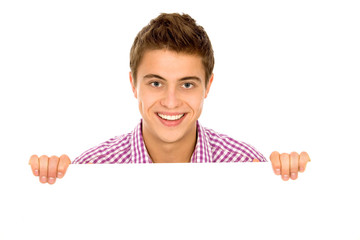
[138,91,157,114]
[187,94,205,113]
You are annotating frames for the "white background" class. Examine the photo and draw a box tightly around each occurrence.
[0,0,359,239]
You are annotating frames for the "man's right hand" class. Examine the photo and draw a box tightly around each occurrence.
[29,154,71,184]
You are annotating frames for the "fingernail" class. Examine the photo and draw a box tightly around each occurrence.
[291,173,297,179]
[275,169,280,174]
[40,176,47,183]
[34,169,39,176]
[48,177,55,184]
[283,175,289,180]
[57,172,63,178]
[300,167,304,172]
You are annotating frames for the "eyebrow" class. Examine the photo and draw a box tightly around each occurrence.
[143,74,201,82]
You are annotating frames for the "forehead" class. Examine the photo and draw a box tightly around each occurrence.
[137,49,205,80]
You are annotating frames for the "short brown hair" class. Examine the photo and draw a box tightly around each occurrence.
[130,13,214,87]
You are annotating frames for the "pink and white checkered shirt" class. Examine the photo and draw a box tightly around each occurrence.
[72,120,267,164]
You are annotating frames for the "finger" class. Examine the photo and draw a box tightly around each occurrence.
[29,155,39,176]
[280,153,290,181]
[253,158,260,162]
[290,152,299,180]
[47,156,59,184]
[57,154,71,179]
[270,151,281,175]
[39,155,49,184]
[299,152,310,172]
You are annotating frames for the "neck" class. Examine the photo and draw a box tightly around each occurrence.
[142,123,198,163]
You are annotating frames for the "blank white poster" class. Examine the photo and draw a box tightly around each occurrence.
[1,162,359,240]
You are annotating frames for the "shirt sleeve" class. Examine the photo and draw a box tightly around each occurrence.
[244,143,268,162]
[71,137,117,164]
[72,134,131,164]
[72,142,106,164]
[220,135,268,162]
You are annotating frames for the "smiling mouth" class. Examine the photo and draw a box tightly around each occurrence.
[157,113,185,121]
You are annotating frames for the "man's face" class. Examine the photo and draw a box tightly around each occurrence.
[130,49,213,144]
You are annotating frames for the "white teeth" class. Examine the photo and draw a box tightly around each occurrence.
[158,113,185,121]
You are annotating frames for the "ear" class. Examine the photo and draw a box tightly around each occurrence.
[204,73,214,98]
[129,72,137,98]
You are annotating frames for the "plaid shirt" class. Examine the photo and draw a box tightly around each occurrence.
[72,120,267,164]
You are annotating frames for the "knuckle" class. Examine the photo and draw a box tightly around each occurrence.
[291,158,299,165]
[60,154,71,164]
[49,155,59,162]
[270,152,280,161]
[48,163,58,170]
[300,151,308,157]
[57,165,66,172]
[290,152,299,157]
[280,153,289,160]
[291,165,298,172]
[270,151,279,157]
[29,155,37,165]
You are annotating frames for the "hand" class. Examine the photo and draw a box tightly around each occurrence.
[269,151,311,181]
[29,154,71,184]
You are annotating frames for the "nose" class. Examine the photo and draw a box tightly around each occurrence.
[160,87,182,109]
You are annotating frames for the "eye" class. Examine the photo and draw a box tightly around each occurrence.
[150,81,162,87]
[182,82,194,89]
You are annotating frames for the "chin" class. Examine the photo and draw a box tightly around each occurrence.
[155,128,187,144]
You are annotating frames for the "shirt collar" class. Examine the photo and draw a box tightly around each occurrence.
[130,119,152,164]
[130,119,212,163]
[190,121,213,163]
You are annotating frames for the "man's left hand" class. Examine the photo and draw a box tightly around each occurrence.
[269,151,311,181]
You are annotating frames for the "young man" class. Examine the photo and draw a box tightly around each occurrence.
[29,13,310,184]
